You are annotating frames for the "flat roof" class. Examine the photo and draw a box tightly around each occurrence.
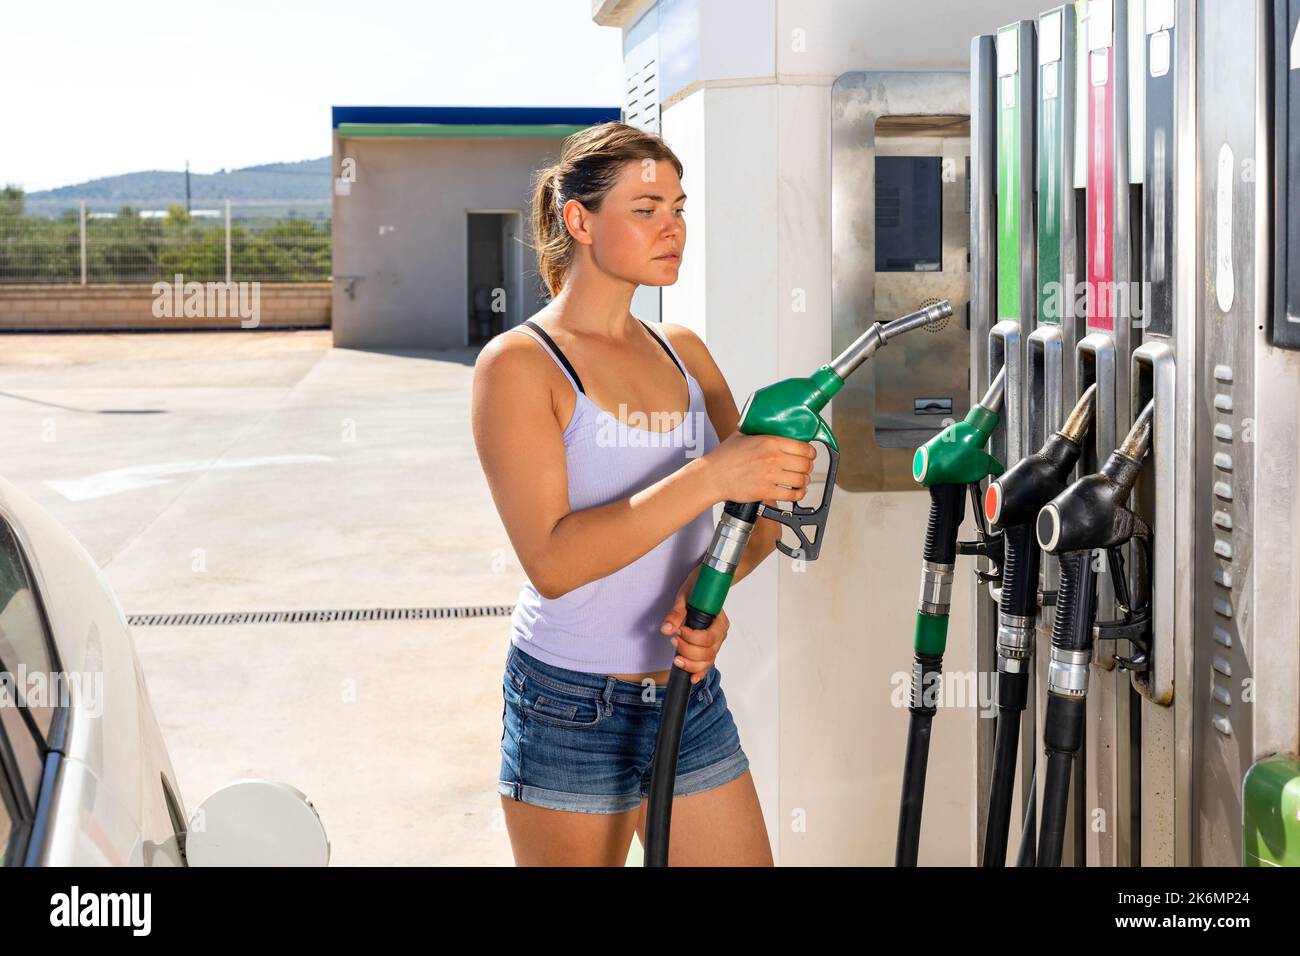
[331,105,621,138]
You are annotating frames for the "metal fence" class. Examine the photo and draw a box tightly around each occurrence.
[0,200,330,284]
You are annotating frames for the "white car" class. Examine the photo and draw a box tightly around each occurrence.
[0,476,328,866]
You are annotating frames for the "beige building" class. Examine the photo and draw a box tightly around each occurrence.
[329,106,619,350]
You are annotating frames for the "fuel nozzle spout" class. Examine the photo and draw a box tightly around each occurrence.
[830,300,952,381]
[1036,399,1155,555]
[978,365,1007,417]
[1118,399,1155,460]
[985,384,1097,529]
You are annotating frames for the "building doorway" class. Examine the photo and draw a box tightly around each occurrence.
[466,211,523,345]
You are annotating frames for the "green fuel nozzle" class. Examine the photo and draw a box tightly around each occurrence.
[908,365,1008,654]
[912,367,1007,488]
[732,300,954,562]
[898,365,1007,868]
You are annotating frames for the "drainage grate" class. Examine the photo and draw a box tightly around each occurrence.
[127,605,516,627]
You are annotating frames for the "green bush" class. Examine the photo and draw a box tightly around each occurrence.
[0,185,331,284]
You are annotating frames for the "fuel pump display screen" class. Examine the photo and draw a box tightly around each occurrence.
[874,156,943,271]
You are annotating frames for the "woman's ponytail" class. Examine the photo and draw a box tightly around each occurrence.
[530,166,569,300]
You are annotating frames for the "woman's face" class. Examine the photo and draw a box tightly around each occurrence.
[571,158,686,287]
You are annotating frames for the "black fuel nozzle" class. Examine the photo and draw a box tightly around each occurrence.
[1035,401,1154,869]
[977,391,1097,870]
[985,384,1097,531]
[1036,400,1154,557]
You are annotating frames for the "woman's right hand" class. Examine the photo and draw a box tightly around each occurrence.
[702,432,817,505]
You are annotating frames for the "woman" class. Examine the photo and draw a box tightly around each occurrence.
[471,122,815,866]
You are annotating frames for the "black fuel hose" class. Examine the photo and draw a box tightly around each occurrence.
[1036,549,1095,867]
[896,483,965,867]
[643,500,760,867]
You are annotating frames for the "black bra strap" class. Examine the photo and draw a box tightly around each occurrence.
[520,318,687,394]
[522,319,585,394]
[637,319,687,382]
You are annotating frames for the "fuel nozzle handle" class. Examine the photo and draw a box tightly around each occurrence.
[1036,400,1154,556]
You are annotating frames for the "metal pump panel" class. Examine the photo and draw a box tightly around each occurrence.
[831,71,972,492]
[1126,0,1197,869]
[1077,0,1143,869]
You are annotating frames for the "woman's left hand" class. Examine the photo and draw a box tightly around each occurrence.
[660,567,729,685]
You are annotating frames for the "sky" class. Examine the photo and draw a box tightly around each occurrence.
[1,0,626,192]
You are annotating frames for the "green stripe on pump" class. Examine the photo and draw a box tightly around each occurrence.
[996,22,1022,321]
[1038,11,1064,326]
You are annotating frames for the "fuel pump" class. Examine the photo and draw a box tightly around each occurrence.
[1035,400,1154,867]
[895,367,1006,867]
[1027,1,1088,867]
[1198,0,1300,865]
[1243,0,1300,867]
[1128,0,1195,866]
[1075,0,1142,866]
[967,30,1001,862]
[977,18,1037,865]
[980,384,1096,866]
[642,301,952,868]
[953,0,1300,870]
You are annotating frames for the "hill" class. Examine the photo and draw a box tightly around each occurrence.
[22,158,332,219]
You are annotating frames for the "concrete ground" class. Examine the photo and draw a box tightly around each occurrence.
[0,329,581,865]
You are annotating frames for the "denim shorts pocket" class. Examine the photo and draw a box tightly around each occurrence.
[506,661,526,693]
[697,679,715,708]
[690,668,717,708]
[522,681,607,730]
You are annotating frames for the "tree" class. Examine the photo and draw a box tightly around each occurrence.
[0,185,25,219]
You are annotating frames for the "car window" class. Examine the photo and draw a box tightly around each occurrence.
[0,519,56,744]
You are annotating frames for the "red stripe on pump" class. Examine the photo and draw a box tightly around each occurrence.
[1086,46,1115,333]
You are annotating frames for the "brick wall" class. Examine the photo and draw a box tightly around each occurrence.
[0,283,331,331]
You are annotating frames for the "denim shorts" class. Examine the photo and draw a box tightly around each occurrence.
[497,641,750,814]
